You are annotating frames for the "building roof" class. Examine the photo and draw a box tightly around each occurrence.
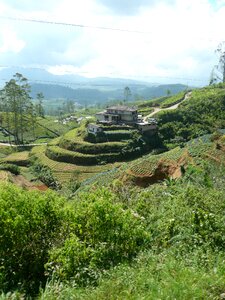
[88,123,102,129]
[106,105,137,112]
[96,111,106,115]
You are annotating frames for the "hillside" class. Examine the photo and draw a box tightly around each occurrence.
[0,67,188,105]
[1,133,225,298]
[30,82,188,104]
[1,84,225,299]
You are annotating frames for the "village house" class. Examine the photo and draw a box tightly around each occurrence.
[88,105,157,136]
[96,105,138,124]
[87,123,103,135]
[136,121,157,133]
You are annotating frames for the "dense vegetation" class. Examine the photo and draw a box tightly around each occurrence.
[157,85,225,146]
[1,145,225,299]
[2,82,225,299]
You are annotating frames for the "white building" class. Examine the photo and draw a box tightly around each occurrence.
[87,123,103,135]
[96,105,138,124]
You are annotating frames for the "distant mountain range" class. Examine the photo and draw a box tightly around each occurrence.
[0,67,190,104]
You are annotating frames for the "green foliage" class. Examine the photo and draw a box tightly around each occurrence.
[59,137,127,154]
[0,163,20,175]
[2,151,29,166]
[46,189,149,285]
[31,162,61,189]
[160,91,186,108]
[0,183,67,294]
[40,249,225,300]
[46,145,122,165]
[0,73,34,144]
[158,87,225,144]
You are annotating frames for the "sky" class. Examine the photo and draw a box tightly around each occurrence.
[0,0,225,86]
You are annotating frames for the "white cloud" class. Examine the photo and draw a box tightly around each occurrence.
[0,0,224,85]
[0,26,25,53]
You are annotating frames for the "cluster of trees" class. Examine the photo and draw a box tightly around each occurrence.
[0,73,44,144]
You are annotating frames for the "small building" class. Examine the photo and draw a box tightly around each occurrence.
[96,105,138,124]
[87,123,103,135]
[136,122,157,133]
[136,118,158,134]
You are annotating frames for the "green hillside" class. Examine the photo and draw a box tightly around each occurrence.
[1,133,225,298]
[2,84,225,299]
[157,84,225,145]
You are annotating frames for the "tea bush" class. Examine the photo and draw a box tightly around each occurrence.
[46,189,149,285]
[0,183,67,294]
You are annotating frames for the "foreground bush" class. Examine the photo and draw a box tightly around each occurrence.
[46,189,149,285]
[0,183,67,294]
[40,248,225,300]
[0,185,149,295]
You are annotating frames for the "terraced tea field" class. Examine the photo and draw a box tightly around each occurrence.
[128,147,185,177]
[2,151,30,166]
[31,145,122,184]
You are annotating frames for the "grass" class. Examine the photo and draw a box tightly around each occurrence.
[60,138,127,154]
[2,151,30,166]
[30,146,122,184]
[127,147,184,176]
[77,133,225,190]
[0,114,78,143]
[39,248,225,300]
[46,145,121,165]
[0,170,12,182]
[160,91,186,108]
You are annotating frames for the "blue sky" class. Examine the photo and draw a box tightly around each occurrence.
[0,0,225,85]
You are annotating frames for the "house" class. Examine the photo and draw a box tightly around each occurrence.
[136,118,157,134]
[136,122,157,133]
[96,105,138,124]
[87,123,103,135]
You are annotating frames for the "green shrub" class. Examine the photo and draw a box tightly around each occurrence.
[32,162,61,189]
[0,163,20,175]
[45,146,122,165]
[0,183,67,294]
[84,130,136,143]
[46,189,149,285]
[59,138,127,154]
[160,91,186,108]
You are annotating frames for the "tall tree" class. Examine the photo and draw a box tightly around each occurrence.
[36,92,45,117]
[1,73,32,144]
[124,86,131,103]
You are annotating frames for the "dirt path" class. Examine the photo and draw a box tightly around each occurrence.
[0,142,47,147]
[143,91,192,121]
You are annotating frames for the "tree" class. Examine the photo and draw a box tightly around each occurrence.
[166,89,171,96]
[27,102,37,140]
[124,86,131,103]
[36,92,45,117]
[0,73,32,144]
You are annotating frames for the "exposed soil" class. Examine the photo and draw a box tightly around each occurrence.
[216,142,225,152]
[131,161,182,187]
[126,152,191,188]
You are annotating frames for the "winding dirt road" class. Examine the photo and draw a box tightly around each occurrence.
[143,91,192,121]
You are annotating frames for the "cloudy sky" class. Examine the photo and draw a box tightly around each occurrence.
[0,0,225,85]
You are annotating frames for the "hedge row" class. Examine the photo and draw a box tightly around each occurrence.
[46,146,123,165]
[59,138,128,154]
[160,91,186,108]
